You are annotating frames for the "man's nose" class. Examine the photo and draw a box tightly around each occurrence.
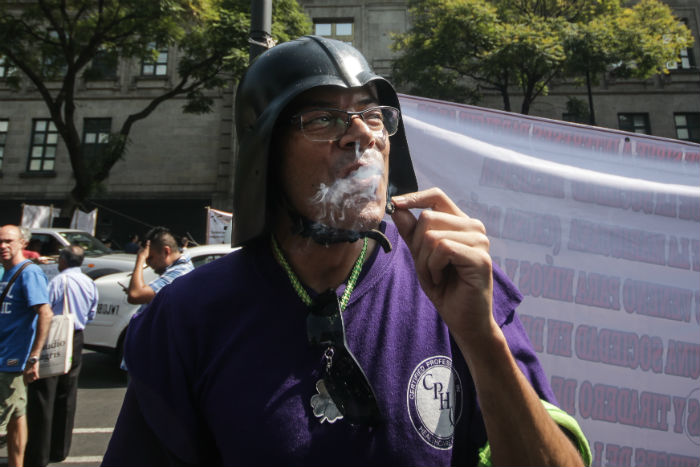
[339,115,375,150]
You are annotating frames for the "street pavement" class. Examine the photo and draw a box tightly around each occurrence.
[1,350,127,467]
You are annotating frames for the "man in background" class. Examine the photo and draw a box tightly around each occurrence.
[19,227,41,262]
[123,234,140,254]
[126,226,194,307]
[26,245,98,467]
[0,225,52,467]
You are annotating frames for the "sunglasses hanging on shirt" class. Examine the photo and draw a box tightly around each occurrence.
[307,290,382,426]
[271,236,382,426]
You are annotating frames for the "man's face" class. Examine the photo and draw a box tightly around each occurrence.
[146,245,170,275]
[0,226,25,266]
[277,86,391,232]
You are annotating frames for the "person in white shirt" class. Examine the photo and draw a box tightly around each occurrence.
[26,245,98,467]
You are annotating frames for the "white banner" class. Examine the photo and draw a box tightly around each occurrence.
[399,94,700,466]
[206,207,232,244]
[70,208,98,235]
[20,204,59,228]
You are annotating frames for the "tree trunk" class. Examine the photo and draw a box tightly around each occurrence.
[586,69,596,125]
[501,89,511,112]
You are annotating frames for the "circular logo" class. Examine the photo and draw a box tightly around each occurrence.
[407,355,463,450]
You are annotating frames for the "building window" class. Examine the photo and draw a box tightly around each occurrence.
[0,56,13,79]
[42,31,67,79]
[82,118,111,160]
[141,44,168,76]
[674,113,700,143]
[0,119,7,170]
[618,113,651,135]
[89,49,118,80]
[27,119,58,172]
[667,19,696,70]
[314,20,354,44]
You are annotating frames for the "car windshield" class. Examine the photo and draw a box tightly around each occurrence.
[59,231,111,255]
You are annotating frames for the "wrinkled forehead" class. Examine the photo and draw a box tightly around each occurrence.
[285,84,379,115]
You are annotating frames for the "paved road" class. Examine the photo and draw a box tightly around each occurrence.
[1,350,127,467]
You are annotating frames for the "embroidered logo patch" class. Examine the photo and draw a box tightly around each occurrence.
[407,355,463,450]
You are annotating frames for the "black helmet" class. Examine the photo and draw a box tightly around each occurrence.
[232,35,418,246]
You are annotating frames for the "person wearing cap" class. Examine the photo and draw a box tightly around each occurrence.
[104,36,590,466]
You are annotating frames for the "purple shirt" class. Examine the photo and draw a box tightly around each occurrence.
[104,222,555,466]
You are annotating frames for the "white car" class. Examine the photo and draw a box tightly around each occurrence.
[83,244,236,362]
[28,228,136,280]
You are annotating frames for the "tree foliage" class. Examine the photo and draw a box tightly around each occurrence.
[0,0,311,213]
[392,0,693,116]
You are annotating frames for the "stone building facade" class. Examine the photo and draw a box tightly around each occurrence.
[0,0,697,245]
[299,0,700,141]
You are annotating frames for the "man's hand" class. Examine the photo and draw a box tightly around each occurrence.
[136,240,150,264]
[392,188,585,466]
[23,357,40,384]
[127,240,156,304]
[391,188,496,346]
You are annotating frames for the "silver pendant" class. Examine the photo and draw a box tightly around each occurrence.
[310,379,343,424]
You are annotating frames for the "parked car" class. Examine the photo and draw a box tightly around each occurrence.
[28,228,136,280]
[83,244,236,363]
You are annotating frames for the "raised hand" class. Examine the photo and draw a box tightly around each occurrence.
[390,188,496,347]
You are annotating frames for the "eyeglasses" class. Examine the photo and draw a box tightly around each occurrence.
[307,290,382,426]
[291,106,400,142]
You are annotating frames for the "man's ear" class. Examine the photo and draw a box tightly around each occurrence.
[162,245,172,256]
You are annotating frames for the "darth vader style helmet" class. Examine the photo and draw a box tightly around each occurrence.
[232,35,418,247]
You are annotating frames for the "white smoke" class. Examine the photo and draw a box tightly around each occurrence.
[309,141,385,229]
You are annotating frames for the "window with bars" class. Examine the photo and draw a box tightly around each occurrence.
[27,119,59,172]
[141,44,168,76]
[314,20,354,44]
[0,119,7,170]
[667,19,696,70]
[82,118,112,161]
[674,113,700,143]
[618,113,651,135]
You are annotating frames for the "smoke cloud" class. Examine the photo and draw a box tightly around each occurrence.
[308,141,385,230]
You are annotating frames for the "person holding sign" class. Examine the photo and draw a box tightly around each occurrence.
[0,225,52,467]
[26,245,98,467]
[104,36,590,466]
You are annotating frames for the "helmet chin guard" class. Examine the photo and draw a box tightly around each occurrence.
[232,35,418,247]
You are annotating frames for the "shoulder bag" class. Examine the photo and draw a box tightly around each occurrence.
[0,261,32,304]
[39,276,74,378]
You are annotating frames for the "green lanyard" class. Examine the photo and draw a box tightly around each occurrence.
[271,236,368,311]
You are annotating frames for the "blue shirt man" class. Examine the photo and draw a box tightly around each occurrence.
[0,224,52,467]
[26,244,99,466]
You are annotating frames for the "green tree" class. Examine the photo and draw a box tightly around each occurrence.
[0,0,310,215]
[392,0,574,113]
[563,0,693,124]
[392,0,693,117]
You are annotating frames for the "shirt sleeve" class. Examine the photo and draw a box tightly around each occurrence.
[103,386,194,466]
[23,265,50,309]
[106,285,215,465]
[147,262,193,295]
[87,281,98,322]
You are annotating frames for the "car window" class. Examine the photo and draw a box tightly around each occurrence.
[29,234,64,256]
[192,254,225,269]
[58,231,111,255]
